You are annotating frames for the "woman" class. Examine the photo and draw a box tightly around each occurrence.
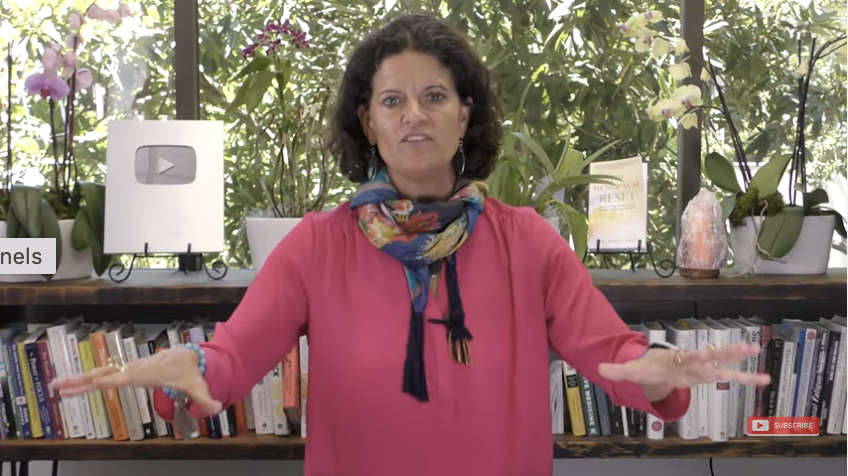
[54,13,768,476]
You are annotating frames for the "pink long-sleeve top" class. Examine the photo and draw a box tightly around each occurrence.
[154,198,690,476]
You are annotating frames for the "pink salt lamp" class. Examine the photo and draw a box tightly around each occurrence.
[677,188,728,278]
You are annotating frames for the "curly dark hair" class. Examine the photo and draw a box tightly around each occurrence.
[328,13,504,183]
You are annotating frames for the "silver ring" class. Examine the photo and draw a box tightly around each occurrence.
[107,356,127,372]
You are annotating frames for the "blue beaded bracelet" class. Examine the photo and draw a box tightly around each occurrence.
[163,342,206,399]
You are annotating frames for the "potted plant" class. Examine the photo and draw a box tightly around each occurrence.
[621,10,847,274]
[0,3,127,282]
[229,18,334,273]
[487,82,620,260]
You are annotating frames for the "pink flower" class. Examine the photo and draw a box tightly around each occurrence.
[74,69,93,90]
[24,69,69,100]
[86,3,117,23]
[69,11,84,31]
[117,3,132,18]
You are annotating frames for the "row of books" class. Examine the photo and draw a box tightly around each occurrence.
[0,319,308,441]
[550,316,848,439]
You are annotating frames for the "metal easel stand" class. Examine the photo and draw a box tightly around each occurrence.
[107,242,228,283]
[581,239,678,278]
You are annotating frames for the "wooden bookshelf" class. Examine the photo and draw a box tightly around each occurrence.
[0,434,843,460]
[1,268,845,460]
[0,267,844,306]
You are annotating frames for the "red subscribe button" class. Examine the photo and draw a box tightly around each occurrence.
[746,417,819,436]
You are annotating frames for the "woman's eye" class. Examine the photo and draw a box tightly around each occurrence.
[383,97,399,106]
[429,93,443,102]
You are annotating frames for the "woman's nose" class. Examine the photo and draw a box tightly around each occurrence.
[402,99,427,124]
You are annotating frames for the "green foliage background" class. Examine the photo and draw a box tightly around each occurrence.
[0,0,845,270]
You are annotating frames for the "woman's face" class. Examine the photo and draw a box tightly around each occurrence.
[358,50,471,188]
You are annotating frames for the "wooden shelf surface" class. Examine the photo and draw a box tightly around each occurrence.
[0,434,843,460]
[0,268,844,306]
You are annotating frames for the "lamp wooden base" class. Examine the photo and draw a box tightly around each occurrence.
[679,268,721,279]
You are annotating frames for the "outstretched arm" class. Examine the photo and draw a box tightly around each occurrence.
[154,215,315,419]
[531,215,690,421]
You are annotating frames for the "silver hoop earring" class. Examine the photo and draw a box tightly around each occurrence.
[457,138,466,175]
[367,146,377,180]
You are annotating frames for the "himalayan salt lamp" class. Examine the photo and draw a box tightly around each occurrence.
[677,188,728,278]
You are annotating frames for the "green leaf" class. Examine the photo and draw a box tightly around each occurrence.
[704,152,742,194]
[546,200,588,260]
[243,70,276,113]
[749,153,792,198]
[757,207,804,260]
[573,142,618,177]
[10,185,43,238]
[231,55,272,81]
[40,199,62,280]
[5,209,21,238]
[514,124,555,176]
[557,149,583,180]
[803,188,829,212]
[73,182,111,277]
[720,194,736,223]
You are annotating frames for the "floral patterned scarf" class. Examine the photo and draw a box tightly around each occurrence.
[349,166,487,402]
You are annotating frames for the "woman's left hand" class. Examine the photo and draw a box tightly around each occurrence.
[597,342,770,393]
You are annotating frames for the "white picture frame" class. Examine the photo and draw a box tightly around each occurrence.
[103,120,225,254]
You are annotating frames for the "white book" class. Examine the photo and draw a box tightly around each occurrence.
[549,360,565,434]
[251,371,275,435]
[701,318,730,442]
[662,320,698,440]
[45,318,88,439]
[122,334,155,438]
[683,318,710,437]
[710,318,741,437]
[299,335,309,439]
[775,333,796,418]
[783,320,818,417]
[731,317,762,434]
[65,330,98,439]
[270,360,291,436]
[640,321,666,440]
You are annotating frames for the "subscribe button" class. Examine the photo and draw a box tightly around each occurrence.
[746,417,819,436]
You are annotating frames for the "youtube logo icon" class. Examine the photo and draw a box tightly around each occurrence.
[751,419,769,432]
[746,417,819,436]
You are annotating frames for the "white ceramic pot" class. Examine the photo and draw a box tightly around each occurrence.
[245,217,302,274]
[0,219,94,282]
[730,215,834,275]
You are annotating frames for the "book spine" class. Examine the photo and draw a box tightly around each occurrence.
[24,342,52,439]
[6,341,30,439]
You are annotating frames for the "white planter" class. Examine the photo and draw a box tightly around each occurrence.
[245,217,302,274]
[0,219,94,282]
[730,215,834,275]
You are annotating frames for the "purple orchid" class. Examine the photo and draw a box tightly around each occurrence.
[242,17,310,59]
[24,68,69,100]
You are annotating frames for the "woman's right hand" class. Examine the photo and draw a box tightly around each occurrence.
[51,348,223,415]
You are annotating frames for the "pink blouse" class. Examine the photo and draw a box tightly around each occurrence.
[154,198,690,476]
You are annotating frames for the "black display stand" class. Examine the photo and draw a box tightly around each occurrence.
[580,140,678,278]
[107,243,228,283]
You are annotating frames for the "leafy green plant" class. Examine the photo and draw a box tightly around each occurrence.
[704,151,846,260]
[487,81,619,258]
[4,185,62,280]
[622,7,847,262]
[227,18,333,218]
[5,3,127,278]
